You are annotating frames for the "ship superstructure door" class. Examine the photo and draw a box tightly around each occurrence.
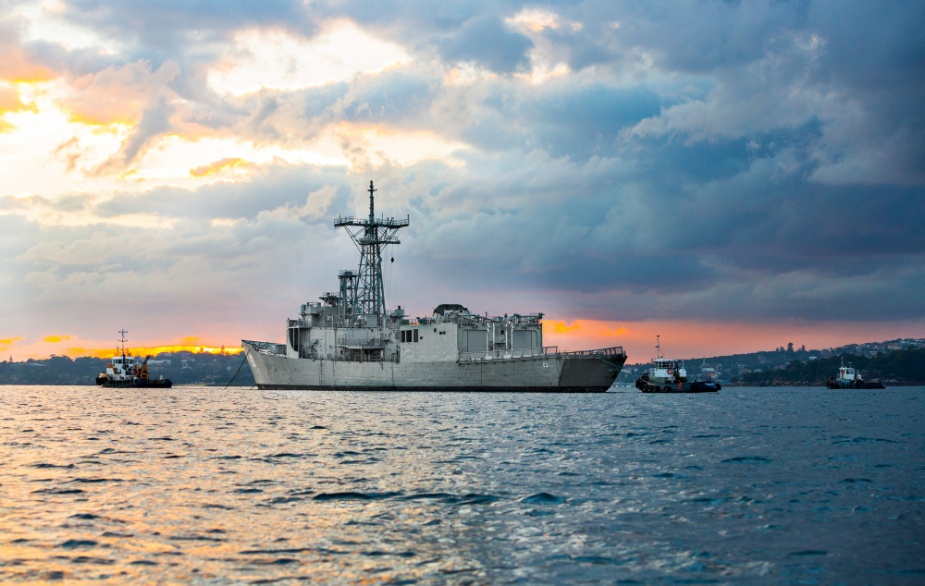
[288,327,300,353]
[464,330,487,352]
[512,330,536,350]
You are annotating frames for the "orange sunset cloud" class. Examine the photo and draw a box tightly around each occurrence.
[70,342,243,360]
[0,50,56,84]
[190,157,253,177]
[0,337,24,351]
[63,61,180,127]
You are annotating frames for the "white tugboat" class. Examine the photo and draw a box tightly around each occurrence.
[635,335,720,393]
[825,359,884,389]
[242,181,627,392]
[95,330,173,388]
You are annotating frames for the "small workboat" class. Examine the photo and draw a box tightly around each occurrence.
[95,330,172,388]
[825,359,884,389]
[635,336,720,393]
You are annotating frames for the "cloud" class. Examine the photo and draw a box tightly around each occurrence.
[189,157,253,178]
[619,3,925,186]
[54,0,312,51]
[436,15,533,73]
[64,60,181,126]
[207,22,410,96]
[0,336,24,353]
[0,17,57,81]
[103,94,175,170]
[1,0,923,360]
[0,82,33,122]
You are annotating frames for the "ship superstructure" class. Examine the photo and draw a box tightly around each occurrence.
[243,181,626,391]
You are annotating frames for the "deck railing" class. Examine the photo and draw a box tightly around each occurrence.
[243,340,286,355]
[246,340,626,364]
[334,215,410,228]
[310,353,400,363]
[457,346,625,363]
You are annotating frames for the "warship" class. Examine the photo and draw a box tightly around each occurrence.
[242,181,627,392]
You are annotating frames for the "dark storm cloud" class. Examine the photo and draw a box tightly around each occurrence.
[395,107,924,321]
[625,1,809,74]
[805,4,925,185]
[435,15,533,73]
[614,2,925,186]
[62,0,313,49]
[523,85,662,158]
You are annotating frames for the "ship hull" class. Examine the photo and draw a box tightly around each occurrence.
[635,378,720,393]
[825,379,885,389]
[96,378,173,388]
[243,342,624,392]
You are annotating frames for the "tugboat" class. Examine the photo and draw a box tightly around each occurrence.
[242,181,627,392]
[825,359,884,389]
[635,336,720,393]
[95,330,173,388]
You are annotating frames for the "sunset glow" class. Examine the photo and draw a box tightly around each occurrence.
[74,344,244,360]
[544,319,925,364]
[5,318,920,362]
[2,333,244,361]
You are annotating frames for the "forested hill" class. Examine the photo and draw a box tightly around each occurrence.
[737,348,925,386]
[618,339,925,387]
[3,342,924,387]
[0,352,255,386]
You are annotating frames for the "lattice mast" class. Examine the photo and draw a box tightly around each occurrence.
[334,181,409,319]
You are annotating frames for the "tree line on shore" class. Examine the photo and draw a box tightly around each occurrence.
[0,352,255,386]
[737,348,925,386]
[2,346,923,387]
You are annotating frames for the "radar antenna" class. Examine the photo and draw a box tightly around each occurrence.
[334,181,409,319]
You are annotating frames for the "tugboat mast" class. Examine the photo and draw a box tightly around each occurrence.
[118,329,128,363]
[334,181,410,321]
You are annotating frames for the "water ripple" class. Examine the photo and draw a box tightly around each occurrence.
[0,385,922,584]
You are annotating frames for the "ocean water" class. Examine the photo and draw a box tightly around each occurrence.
[1,385,923,585]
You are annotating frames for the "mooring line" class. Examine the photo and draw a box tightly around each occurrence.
[224,349,251,388]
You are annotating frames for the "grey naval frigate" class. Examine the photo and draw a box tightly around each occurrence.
[242,181,627,392]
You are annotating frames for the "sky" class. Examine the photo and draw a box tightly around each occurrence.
[1,1,923,363]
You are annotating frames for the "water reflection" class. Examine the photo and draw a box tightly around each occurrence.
[0,387,499,582]
[1,386,923,583]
